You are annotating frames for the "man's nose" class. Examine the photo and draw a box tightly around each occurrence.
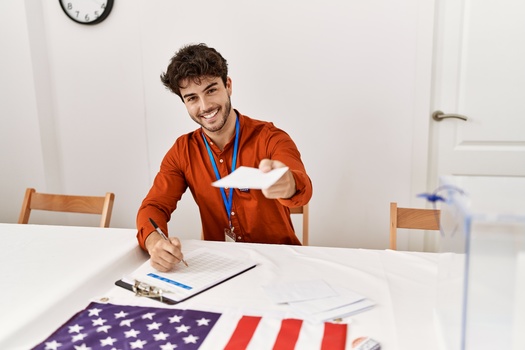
[199,96,212,111]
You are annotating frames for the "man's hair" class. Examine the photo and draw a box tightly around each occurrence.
[160,43,229,99]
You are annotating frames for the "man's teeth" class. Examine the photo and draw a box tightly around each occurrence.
[203,109,218,119]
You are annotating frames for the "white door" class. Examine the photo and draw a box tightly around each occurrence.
[426,0,525,253]
[430,0,525,186]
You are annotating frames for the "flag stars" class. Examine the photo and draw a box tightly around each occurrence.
[114,311,128,319]
[44,340,62,350]
[120,319,135,327]
[68,324,84,333]
[88,308,102,317]
[100,336,117,346]
[183,334,199,344]
[92,317,107,326]
[168,315,182,323]
[153,331,169,341]
[97,325,112,333]
[124,328,141,338]
[146,322,162,331]
[196,317,211,326]
[38,305,221,350]
[160,342,177,350]
[175,324,190,333]
[129,339,147,349]
[141,312,156,320]
[71,333,87,342]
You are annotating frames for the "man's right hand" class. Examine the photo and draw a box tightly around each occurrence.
[145,232,185,272]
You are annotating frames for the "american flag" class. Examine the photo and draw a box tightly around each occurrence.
[32,302,221,350]
[32,302,348,349]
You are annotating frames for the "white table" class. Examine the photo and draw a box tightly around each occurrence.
[0,224,441,349]
[0,223,146,349]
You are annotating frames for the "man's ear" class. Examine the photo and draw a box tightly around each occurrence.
[226,76,232,96]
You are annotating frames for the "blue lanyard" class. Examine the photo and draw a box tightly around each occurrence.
[202,115,240,226]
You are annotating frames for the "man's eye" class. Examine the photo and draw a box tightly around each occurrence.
[207,88,217,94]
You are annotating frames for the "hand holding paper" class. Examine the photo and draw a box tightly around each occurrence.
[212,166,289,190]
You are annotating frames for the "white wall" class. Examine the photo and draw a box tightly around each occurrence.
[0,0,434,250]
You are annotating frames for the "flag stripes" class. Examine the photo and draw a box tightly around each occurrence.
[223,315,348,350]
[224,316,262,350]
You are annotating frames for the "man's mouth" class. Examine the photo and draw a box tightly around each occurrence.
[201,108,219,120]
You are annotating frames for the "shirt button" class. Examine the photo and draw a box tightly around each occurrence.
[219,159,224,163]
[237,236,242,240]
[231,211,235,216]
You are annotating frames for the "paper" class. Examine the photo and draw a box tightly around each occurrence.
[262,279,338,304]
[306,299,375,324]
[262,280,375,323]
[122,247,257,304]
[212,166,289,189]
[288,286,366,314]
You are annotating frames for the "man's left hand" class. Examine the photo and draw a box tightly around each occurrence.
[259,159,296,199]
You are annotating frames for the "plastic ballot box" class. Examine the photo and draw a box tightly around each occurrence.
[434,176,525,350]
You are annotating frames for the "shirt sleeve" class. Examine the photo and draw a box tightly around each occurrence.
[262,124,313,208]
[136,143,188,251]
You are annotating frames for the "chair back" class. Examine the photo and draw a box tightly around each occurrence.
[389,202,439,250]
[18,188,115,228]
[290,203,309,246]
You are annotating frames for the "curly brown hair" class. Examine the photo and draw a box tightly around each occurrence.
[160,43,229,100]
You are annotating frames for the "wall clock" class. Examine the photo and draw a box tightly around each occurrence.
[59,0,114,25]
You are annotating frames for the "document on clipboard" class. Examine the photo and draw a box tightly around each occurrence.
[115,247,257,305]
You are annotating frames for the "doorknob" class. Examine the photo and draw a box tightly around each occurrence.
[432,110,468,122]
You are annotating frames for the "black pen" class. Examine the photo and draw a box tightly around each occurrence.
[149,218,188,267]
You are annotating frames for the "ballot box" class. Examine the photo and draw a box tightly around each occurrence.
[435,176,525,350]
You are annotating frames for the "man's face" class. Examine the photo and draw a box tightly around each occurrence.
[180,76,232,134]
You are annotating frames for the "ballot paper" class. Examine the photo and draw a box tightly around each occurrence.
[212,166,289,189]
[117,247,257,304]
[262,279,338,304]
[262,279,375,323]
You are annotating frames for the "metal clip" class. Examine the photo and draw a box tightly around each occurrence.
[132,280,167,302]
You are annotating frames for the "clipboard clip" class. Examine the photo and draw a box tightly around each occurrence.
[132,280,168,302]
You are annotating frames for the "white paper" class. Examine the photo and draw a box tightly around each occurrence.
[262,281,375,323]
[288,286,366,315]
[128,247,257,302]
[305,299,375,324]
[262,279,338,304]
[212,166,289,189]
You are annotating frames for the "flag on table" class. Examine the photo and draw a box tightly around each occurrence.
[32,302,221,350]
[33,302,348,350]
[222,315,348,350]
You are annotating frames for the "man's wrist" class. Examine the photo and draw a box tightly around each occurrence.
[145,231,161,253]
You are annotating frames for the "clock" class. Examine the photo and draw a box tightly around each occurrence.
[59,0,114,25]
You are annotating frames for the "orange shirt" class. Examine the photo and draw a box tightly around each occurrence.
[136,112,313,250]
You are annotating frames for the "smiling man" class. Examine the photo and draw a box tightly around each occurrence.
[136,43,313,272]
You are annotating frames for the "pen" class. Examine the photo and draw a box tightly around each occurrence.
[149,218,188,267]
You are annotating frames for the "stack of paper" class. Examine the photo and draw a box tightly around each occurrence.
[262,279,374,324]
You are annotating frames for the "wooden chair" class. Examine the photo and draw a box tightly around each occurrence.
[291,203,309,246]
[18,188,115,228]
[389,202,440,250]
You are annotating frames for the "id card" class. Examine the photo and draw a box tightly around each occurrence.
[224,227,236,242]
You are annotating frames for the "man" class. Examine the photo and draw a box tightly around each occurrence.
[137,43,313,271]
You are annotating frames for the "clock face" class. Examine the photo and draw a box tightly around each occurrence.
[59,0,114,25]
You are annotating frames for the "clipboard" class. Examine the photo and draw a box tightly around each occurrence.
[115,247,257,305]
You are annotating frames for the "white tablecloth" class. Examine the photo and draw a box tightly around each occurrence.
[0,224,441,349]
[0,224,146,349]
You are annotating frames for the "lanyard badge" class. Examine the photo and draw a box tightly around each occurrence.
[202,115,240,241]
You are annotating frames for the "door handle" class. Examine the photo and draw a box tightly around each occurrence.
[432,110,468,122]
